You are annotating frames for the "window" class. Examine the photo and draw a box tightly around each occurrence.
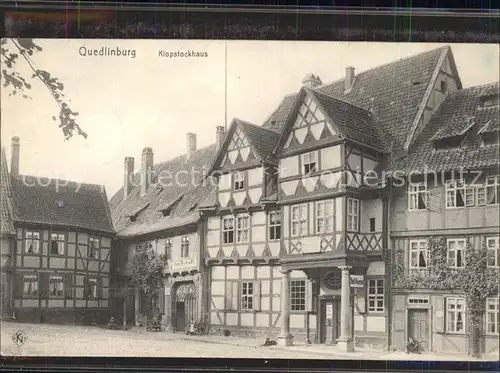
[181,236,190,258]
[233,171,245,191]
[446,180,475,208]
[164,239,172,259]
[86,277,98,299]
[302,152,317,174]
[369,218,376,233]
[485,175,500,205]
[447,297,465,333]
[410,240,429,269]
[440,80,447,94]
[291,204,308,237]
[487,237,499,267]
[290,280,306,311]
[315,200,333,234]
[25,231,40,254]
[50,233,65,255]
[88,237,100,258]
[482,95,500,108]
[268,211,281,240]
[225,281,239,311]
[49,275,64,297]
[486,298,499,335]
[447,239,466,267]
[222,216,234,244]
[347,198,359,232]
[241,282,253,310]
[408,296,429,305]
[236,215,249,243]
[367,279,384,313]
[408,183,428,210]
[23,275,38,296]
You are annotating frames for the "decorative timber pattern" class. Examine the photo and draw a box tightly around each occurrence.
[346,233,383,252]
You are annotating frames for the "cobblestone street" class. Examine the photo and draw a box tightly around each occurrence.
[1,322,497,361]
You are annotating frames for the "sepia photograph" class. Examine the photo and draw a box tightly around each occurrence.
[0,38,499,361]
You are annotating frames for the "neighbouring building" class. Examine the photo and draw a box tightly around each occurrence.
[109,132,219,331]
[201,45,499,356]
[0,148,16,320]
[4,137,115,325]
[388,82,499,356]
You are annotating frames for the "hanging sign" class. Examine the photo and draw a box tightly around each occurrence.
[349,275,364,288]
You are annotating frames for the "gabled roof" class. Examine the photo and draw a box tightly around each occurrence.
[110,144,218,238]
[391,81,500,174]
[10,174,115,235]
[209,118,280,173]
[0,148,15,236]
[264,46,457,153]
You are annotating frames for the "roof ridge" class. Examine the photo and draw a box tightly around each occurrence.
[315,45,450,91]
[154,142,216,169]
[239,119,282,134]
[14,174,105,189]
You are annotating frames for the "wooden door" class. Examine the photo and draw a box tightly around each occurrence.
[175,302,186,332]
[408,309,429,351]
[319,298,341,344]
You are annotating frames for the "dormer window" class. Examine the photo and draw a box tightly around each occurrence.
[234,171,245,191]
[302,151,317,174]
[433,135,465,150]
[481,94,500,108]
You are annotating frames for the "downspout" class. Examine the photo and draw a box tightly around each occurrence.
[385,176,393,351]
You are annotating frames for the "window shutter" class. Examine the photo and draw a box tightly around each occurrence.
[305,279,313,312]
[39,272,49,298]
[98,278,103,299]
[253,280,261,311]
[64,273,73,299]
[15,272,24,298]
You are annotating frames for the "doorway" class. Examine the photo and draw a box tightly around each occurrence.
[407,309,429,351]
[319,297,341,344]
[175,302,186,332]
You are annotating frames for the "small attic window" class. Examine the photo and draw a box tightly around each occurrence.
[189,203,198,212]
[55,200,64,208]
[481,94,500,108]
[412,81,422,86]
[440,80,447,94]
[433,135,465,150]
[482,132,499,146]
[130,214,137,222]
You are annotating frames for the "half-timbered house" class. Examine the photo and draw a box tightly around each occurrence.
[109,131,219,332]
[0,148,16,319]
[203,46,494,352]
[389,82,499,356]
[5,137,115,324]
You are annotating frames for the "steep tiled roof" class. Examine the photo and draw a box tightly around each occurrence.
[10,175,115,234]
[110,144,218,237]
[0,149,15,236]
[237,119,281,160]
[310,89,385,151]
[391,81,500,174]
[264,46,452,153]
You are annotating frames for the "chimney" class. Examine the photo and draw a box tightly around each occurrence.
[10,136,20,178]
[345,66,355,93]
[186,133,197,160]
[140,147,154,197]
[301,73,322,89]
[123,157,135,200]
[216,126,226,150]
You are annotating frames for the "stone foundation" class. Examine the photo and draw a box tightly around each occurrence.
[13,308,110,326]
[208,325,318,344]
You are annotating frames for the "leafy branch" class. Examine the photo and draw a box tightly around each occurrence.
[1,38,87,140]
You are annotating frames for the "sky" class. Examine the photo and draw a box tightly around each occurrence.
[1,40,499,198]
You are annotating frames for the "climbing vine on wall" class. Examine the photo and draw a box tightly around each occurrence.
[392,236,499,355]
